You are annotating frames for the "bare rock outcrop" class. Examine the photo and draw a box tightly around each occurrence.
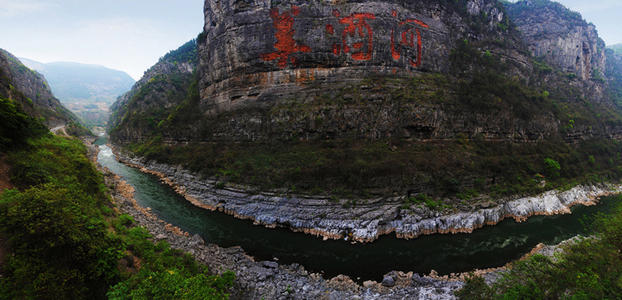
[198,0,511,113]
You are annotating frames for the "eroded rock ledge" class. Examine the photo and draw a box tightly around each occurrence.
[112,146,622,243]
[94,147,464,299]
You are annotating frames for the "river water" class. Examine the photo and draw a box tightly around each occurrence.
[96,139,618,282]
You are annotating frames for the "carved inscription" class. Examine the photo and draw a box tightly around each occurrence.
[263,6,429,68]
[390,10,429,67]
[329,10,376,61]
[261,6,311,68]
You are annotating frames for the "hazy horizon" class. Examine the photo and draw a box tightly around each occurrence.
[0,0,203,80]
[1,0,620,81]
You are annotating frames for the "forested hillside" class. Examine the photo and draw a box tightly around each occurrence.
[0,48,233,299]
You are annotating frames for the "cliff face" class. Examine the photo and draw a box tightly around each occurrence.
[606,49,622,106]
[198,0,515,113]
[505,0,611,105]
[109,0,622,200]
[115,0,560,144]
[0,49,80,129]
[506,0,606,81]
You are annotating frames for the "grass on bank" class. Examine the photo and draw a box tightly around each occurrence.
[457,194,622,299]
[0,111,233,298]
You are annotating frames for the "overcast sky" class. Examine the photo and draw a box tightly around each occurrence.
[0,0,620,80]
[0,0,203,80]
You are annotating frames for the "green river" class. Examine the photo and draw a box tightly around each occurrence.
[96,139,618,282]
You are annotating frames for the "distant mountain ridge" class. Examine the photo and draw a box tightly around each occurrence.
[19,58,135,105]
[20,58,134,129]
[611,44,622,56]
[0,48,88,135]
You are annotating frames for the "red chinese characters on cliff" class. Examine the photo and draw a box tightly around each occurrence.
[390,10,429,68]
[262,7,429,68]
[327,10,376,61]
[261,6,311,68]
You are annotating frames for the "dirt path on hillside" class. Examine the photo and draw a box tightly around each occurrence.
[51,125,67,136]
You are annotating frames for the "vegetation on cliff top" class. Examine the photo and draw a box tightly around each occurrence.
[0,94,233,298]
[160,39,198,66]
[108,38,198,142]
[457,195,622,299]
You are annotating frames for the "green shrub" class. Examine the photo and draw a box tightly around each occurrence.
[457,196,622,298]
[588,155,596,165]
[108,269,234,300]
[0,184,122,299]
[544,158,561,178]
[0,97,46,149]
[108,224,234,299]
[0,134,234,298]
[455,275,492,299]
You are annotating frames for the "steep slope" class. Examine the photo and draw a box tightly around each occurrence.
[505,0,609,106]
[110,0,622,208]
[0,70,47,150]
[109,39,198,142]
[0,49,87,135]
[19,58,134,128]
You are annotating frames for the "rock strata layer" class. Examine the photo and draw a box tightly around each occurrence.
[114,148,621,243]
[199,0,510,113]
[94,145,464,299]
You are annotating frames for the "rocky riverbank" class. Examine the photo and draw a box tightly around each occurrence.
[91,143,466,299]
[112,146,622,243]
[91,141,599,299]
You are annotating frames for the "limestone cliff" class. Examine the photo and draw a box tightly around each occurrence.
[0,49,81,129]
[109,0,622,200]
[505,0,609,104]
[198,0,516,112]
[506,0,606,81]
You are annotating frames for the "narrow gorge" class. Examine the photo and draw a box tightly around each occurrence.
[79,0,622,298]
[109,0,622,241]
[5,0,622,298]
[102,0,622,297]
